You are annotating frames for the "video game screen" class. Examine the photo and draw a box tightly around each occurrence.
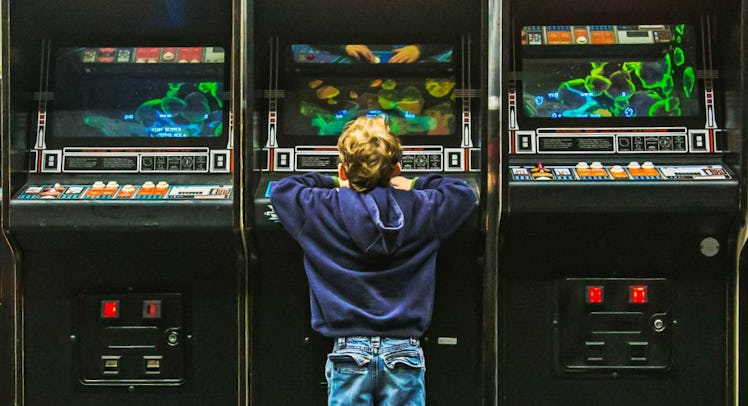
[283,75,457,136]
[521,25,700,119]
[50,47,225,139]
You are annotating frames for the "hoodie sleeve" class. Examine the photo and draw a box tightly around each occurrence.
[270,173,338,238]
[413,174,478,240]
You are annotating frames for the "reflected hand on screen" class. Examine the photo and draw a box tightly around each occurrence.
[344,45,377,63]
[389,45,421,63]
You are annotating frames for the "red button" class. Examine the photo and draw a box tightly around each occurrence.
[630,286,648,304]
[143,300,162,319]
[586,286,604,304]
[101,300,119,319]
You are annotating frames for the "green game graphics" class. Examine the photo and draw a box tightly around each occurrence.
[294,77,456,136]
[83,81,223,138]
[524,26,697,119]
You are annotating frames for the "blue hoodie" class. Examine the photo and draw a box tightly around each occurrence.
[270,173,477,338]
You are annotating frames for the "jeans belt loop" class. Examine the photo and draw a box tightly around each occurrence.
[337,337,346,349]
[371,336,380,354]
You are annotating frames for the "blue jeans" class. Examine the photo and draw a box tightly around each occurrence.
[325,336,426,406]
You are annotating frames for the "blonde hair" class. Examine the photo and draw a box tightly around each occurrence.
[337,116,402,192]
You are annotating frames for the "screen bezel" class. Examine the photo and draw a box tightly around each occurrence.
[277,42,463,147]
[513,22,706,129]
[44,46,230,150]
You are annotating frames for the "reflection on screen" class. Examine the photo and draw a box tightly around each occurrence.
[291,44,453,64]
[523,57,698,118]
[284,76,456,136]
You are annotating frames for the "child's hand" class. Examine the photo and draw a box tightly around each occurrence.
[390,176,412,191]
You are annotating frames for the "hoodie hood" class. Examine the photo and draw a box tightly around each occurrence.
[339,187,404,256]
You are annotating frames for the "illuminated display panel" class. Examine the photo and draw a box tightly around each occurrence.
[284,75,456,136]
[284,44,456,137]
[49,47,226,142]
[520,25,700,120]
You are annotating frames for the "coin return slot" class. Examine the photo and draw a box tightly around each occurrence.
[101,355,121,375]
[629,342,648,363]
[585,341,605,363]
[144,355,163,375]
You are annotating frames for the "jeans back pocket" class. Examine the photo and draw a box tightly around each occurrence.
[328,350,372,375]
[382,348,425,370]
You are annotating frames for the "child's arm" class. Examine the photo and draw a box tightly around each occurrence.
[270,173,338,236]
[413,174,478,239]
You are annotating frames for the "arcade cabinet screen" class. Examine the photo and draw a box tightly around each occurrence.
[520,25,699,119]
[285,44,456,136]
[50,47,226,139]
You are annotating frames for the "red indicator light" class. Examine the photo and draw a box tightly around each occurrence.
[142,300,162,319]
[586,286,604,304]
[630,286,648,304]
[101,300,119,319]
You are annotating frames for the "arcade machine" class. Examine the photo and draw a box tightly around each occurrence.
[2,1,246,404]
[0,14,12,401]
[496,0,745,404]
[249,0,486,404]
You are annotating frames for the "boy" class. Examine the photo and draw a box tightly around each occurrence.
[270,116,477,405]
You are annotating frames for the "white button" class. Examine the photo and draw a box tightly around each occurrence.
[576,162,589,170]
[610,165,624,173]
[628,161,641,169]
[590,161,603,169]
[142,181,155,188]
[642,161,655,169]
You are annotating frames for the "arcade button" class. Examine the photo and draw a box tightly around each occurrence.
[629,161,659,179]
[136,181,162,199]
[576,161,607,180]
[40,184,64,198]
[116,184,137,199]
[627,161,641,169]
[85,181,109,199]
[105,181,119,189]
[530,162,553,180]
[609,165,628,179]
[134,181,170,200]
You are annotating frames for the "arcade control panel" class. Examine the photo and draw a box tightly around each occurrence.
[510,162,731,182]
[16,182,232,200]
